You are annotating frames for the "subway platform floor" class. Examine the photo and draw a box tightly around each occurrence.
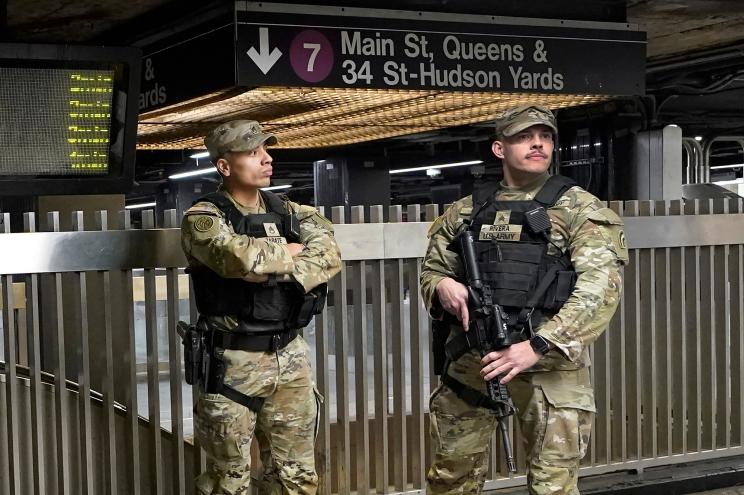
[488,455,744,495]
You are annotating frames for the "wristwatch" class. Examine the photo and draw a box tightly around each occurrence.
[529,335,553,355]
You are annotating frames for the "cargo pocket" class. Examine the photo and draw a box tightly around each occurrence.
[429,385,494,456]
[538,386,595,464]
[194,395,253,463]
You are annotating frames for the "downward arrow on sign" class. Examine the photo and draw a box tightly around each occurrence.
[247,27,282,74]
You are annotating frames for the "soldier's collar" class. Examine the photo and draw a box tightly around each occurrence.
[222,188,265,214]
[499,172,550,195]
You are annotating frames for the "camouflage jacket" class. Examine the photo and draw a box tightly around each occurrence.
[421,172,628,372]
[181,188,342,330]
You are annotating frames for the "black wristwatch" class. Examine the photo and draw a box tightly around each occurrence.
[529,335,553,355]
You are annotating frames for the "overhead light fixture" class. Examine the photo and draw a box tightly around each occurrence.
[261,184,291,191]
[709,163,744,170]
[125,202,156,210]
[426,168,441,177]
[389,160,483,174]
[694,136,703,141]
[169,168,218,180]
[713,179,744,185]
[190,151,210,159]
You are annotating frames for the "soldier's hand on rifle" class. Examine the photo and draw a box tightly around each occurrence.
[435,277,470,330]
[480,341,542,384]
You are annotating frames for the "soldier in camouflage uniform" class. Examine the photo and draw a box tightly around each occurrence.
[421,105,628,494]
[181,120,342,494]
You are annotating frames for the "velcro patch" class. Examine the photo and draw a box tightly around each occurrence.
[263,223,280,237]
[493,210,511,225]
[479,224,522,241]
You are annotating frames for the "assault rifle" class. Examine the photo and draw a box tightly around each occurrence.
[453,228,517,472]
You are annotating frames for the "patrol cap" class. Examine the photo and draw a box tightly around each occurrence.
[494,104,557,138]
[204,120,277,160]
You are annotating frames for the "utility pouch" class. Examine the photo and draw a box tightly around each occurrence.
[203,341,226,395]
[176,320,202,386]
[290,284,328,328]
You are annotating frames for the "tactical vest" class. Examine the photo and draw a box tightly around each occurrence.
[188,190,327,332]
[466,174,577,338]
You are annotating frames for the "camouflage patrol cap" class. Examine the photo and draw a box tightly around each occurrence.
[495,104,557,137]
[204,120,277,160]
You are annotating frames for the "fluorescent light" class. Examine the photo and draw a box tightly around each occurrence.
[169,168,218,180]
[389,160,483,174]
[713,179,744,185]
[125,202,156,210]
[426,168,441,177]
[261,184,291,191]
[694,136,703,141]
[190,151,210,159]
[709,163,744,170]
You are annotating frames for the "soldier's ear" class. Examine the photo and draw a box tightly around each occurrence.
[215,157,231,177]
[492,140,505,159]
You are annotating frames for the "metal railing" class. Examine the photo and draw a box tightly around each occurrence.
[1,198,744,494]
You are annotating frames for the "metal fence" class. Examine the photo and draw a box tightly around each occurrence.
[1,198,743,495]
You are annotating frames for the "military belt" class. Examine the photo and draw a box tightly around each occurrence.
[211,327,299,353]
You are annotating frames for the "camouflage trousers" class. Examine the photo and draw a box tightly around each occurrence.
[194,335,321,495]
[427,351,595,495]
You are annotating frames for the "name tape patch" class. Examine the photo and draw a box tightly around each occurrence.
[479,223,523,241]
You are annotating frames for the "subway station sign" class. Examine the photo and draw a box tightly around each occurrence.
[236,3,646,95]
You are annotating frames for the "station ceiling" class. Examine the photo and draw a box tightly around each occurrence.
[5,0,744,161]
[8,0,744,60]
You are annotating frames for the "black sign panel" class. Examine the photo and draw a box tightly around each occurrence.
[140,21,235,113]
[236,11,645,95]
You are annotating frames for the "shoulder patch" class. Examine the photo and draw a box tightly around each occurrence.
[194,216,215,232]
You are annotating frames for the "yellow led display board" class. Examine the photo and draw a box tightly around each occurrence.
[0,43,140,195]
[0,67,115,175]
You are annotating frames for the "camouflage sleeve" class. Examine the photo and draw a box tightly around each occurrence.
[286,201,342,292]
[419,200,470,319]
[181,201,294,278]
[537,202,629,362]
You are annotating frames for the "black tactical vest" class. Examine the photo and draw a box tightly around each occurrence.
[467,175,577,336]
[188,190,327,332]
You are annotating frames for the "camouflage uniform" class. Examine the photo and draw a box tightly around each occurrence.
[421,107,628,495]
[181,121,342,495]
